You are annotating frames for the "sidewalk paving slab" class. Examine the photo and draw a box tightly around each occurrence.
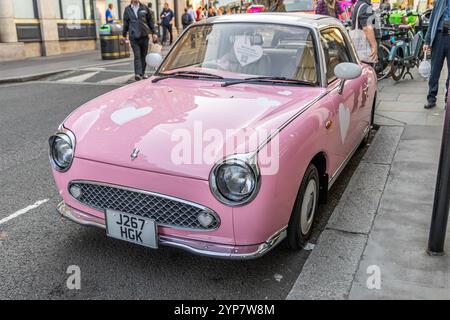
[286,230,367,300]
[362,126,403,164]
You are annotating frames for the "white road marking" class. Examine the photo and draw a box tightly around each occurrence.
[0,199,49,225]
[99,73,134,84]
[58,71,98,83]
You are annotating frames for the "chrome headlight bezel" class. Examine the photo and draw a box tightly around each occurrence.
[209,154,261,206]
[48,127,75,172]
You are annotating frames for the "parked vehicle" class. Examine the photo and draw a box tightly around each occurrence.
[49,13,377,259]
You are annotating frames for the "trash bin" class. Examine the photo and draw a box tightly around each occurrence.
[99,23,130,60]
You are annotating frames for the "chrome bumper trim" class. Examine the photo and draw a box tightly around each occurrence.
[57,201,286,259]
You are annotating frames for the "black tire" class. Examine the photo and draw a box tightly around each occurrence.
[359,92,376,148]
[390,57,405,81]
[287,164,320,250]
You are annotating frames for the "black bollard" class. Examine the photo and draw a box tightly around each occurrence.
[427,98,450,256]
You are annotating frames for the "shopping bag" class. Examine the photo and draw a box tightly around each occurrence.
[419,54,431,79]
[349,4,372,62]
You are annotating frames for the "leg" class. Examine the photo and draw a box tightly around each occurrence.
[168,24,173,45]
[427,33,446,104]
[445,34,450,103]
[140,37,149,76]
[130,39,143,76]
[162,24,168,44]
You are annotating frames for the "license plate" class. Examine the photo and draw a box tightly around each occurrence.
[105,209,158,249]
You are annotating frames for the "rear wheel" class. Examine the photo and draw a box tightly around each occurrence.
[287,164,320,250]
[376,45,392,80]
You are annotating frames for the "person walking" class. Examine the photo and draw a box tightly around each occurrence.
[122,0,157,81]
[188,5,196,21]
[351,0,378,62]
[423,0,450,109]
[315,0,347,19]
[181,8,194,29]
[160,3,174,45]
[269,0,286,12]
[105,3,114,24]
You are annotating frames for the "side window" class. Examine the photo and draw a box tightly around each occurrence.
[320,28,352,83]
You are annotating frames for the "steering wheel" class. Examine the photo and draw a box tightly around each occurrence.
[201,61,226,70]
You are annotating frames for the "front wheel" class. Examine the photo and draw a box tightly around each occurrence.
[390,57,405,81]
[287,164,320,250]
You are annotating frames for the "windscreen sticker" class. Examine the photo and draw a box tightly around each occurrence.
[233,36,263,67]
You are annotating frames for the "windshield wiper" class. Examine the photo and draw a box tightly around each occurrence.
[221,76,315,87]
[152,71,224,83]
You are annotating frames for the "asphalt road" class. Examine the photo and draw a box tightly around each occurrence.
[0,73,372,299]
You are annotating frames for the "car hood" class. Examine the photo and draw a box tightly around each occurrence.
[65,78,324,180]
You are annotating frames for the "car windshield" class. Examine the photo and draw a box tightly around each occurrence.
[284,0,314,11]
[158,23,318,85]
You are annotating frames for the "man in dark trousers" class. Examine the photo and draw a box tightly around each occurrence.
[160,3,174,45]
[123,0,157,81]
[423,0,450,109]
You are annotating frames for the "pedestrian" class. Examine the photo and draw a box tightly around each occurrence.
[423,0,450,108]
[188,5,196,21]
[160,2,174,45]
[122,0,157,81]
[105,3,114,24]
[196,6,202,21]
[315,0,347,19]
[350,0,378,62]
[269,0,286,12]
[202,7,208,19]
[147,2,156,27]
[208,7,216,17]
[181,8,194,29]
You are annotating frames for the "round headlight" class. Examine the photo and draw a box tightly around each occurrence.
[49,133,74,171]
[210,157,260,206]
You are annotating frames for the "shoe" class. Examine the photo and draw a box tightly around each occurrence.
[135,75,142,81]
[141,75,149,79]
[424,101,436,109]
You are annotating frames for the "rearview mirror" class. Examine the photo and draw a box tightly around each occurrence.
[334,62,362,80]
[146,53,163,69]
[334,62,362,94]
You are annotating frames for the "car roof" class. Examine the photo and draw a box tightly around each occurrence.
[204,13,341,29]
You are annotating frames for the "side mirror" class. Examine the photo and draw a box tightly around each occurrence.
[146,53,163,69]
[334,62,362,95]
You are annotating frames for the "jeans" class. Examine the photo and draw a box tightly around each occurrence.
[130,37,149,76]
[427,32,450,103]
[161,23,173,44]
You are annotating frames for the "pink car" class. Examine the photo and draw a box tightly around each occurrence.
[49,13,376,259]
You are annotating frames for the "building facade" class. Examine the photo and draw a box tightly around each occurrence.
[0,0,189,61]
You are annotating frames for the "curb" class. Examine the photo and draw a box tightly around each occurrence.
[286,125,404,300]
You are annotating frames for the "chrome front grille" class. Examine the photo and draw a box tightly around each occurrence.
[70,181,220,230]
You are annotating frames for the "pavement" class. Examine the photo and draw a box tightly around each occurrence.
[287,70,450,300]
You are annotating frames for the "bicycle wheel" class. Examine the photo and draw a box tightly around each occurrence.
[390,56,405,81]
[376,44,392,80]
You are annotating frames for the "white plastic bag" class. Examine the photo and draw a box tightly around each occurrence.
[419,55,431,79]
[349,4,372,62]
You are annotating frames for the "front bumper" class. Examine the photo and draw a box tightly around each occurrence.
[57,201,286,259]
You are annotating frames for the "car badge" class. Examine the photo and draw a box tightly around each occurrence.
[130,147,140,161]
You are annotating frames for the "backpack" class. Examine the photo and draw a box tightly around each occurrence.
[182,13,191,26]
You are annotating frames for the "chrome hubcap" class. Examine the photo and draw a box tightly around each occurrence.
[300,179,317,235]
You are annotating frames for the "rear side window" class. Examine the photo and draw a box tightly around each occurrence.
[320,28,352,83]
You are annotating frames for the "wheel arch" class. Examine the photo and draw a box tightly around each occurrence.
[310,151,329,204]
